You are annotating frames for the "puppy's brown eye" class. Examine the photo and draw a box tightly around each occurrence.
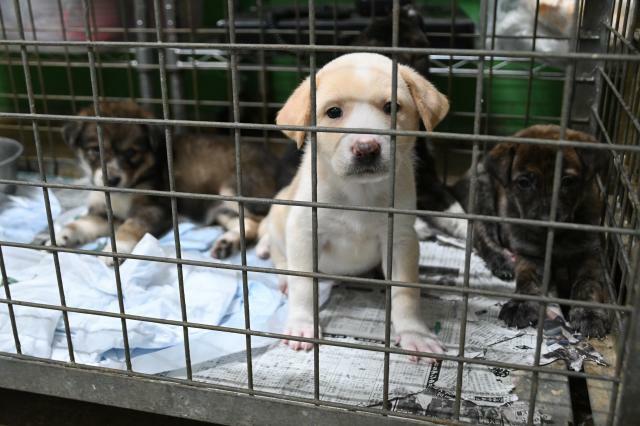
[515,176,533,190]
[561,176,577,187]
[383,102,401,115]
[326,107,342,119]
[123,149,143,165]
[123,148,137,159]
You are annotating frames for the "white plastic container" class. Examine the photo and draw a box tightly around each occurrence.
[0,137,23,194]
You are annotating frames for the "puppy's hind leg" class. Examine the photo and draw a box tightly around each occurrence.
[269,244,289,295]
[210,205,260,259]
[255,216,271,260]
[102,203,171,266]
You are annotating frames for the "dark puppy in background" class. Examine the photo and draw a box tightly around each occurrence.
[454,124,610,337]
[55,101,281,262]
[354,4,431,77]
[354,4,467,238]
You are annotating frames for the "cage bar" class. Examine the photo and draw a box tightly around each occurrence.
[226,0,254,390]
[381,0,400,410]
[80,0,133,371]
[10,0,75,362]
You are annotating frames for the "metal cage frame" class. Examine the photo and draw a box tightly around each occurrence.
[0,0,638,424]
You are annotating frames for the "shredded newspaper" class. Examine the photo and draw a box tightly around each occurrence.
[166,230,607,424]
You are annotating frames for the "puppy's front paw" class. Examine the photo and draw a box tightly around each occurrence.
[396,331,444,363]
[45,225,85,248]
[210,231,240,259]
[569,307,611,338]
[499,300,540,328]
[283,320,320,351]
[490,262,515,281]
[486,253,515,281]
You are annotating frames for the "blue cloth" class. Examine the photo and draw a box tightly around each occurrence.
[0,187,61,243]
[0,191,287,371]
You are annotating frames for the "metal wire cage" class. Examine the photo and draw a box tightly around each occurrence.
[0,0,638,425]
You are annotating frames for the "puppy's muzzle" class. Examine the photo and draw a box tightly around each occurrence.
[351,138,381,165]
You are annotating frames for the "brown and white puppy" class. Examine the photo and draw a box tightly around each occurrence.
[454,125,610,337]
[55,101,281,262]
[258,53,449,360]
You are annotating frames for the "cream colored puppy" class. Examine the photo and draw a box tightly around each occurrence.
[261,53,449,361]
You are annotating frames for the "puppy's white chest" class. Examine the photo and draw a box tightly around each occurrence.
[88,191,133,219]
[318,211,382,275]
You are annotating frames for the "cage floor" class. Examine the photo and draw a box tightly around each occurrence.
[0,175,618,424]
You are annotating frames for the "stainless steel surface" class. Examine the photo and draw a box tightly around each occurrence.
[0,354,434,426]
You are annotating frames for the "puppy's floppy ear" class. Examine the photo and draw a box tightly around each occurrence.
[276,77,311,149]
[133,104,165,156]
[399,65,449,131]
[145,124,166,155]
[485,143,516,187]
[575,143,609,181]
[62,121,83,149]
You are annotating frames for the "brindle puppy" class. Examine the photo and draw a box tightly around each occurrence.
[453,125,611,337]
[54,101,281,262]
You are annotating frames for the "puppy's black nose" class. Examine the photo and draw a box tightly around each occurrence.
[107,176,121,186]
[352,140,381,163]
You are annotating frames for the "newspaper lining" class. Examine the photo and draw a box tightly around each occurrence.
[166,232,607,423]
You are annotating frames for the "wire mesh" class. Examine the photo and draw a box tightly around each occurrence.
[0,0,637,425]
